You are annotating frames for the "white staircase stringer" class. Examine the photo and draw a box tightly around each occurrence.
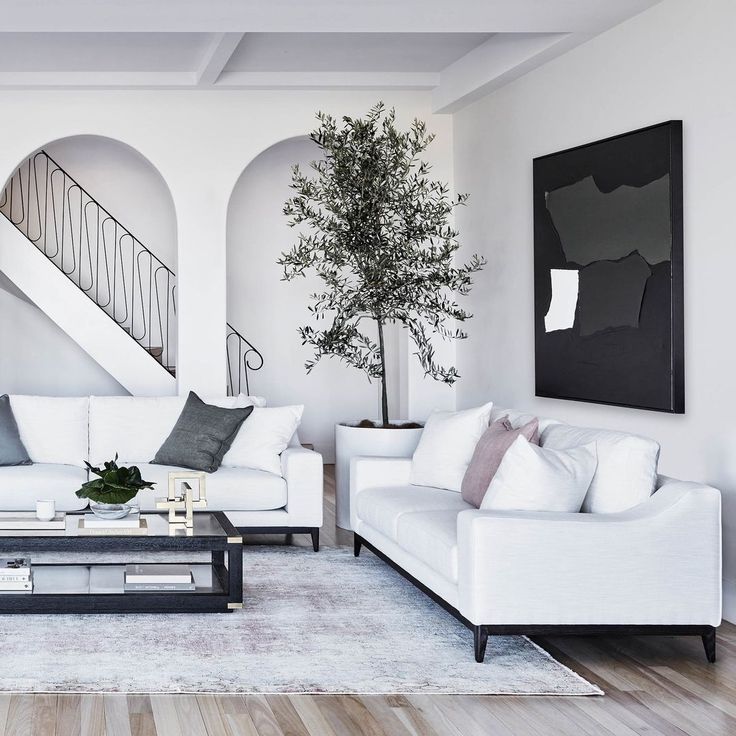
[0,217,176,396]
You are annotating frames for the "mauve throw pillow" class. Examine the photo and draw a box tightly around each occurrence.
[0,395,32,467]
[152,391,253,473]
[460,416,540,508]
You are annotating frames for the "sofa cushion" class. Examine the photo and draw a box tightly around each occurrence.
[491,406,560,434]
[0,395,31,467]
[89,394,262,465]
[10,396,89,467]
[222,405,304,475]
[410,402,493,492]
[0,464,88,511]
[131,463,287,512]
[355,485,471,542]
[152,392,253,473]
[541,423,660,513]
[396,510,460,583]
[461,416,539,508]
[482,436,597,513]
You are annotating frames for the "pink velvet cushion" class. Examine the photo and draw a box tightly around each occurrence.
[460,416,540,508]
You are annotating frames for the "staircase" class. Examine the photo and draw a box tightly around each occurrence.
[0,150,262,395]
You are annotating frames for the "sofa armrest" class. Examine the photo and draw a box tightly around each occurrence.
[349,456,413,529]
[457,480,722,626]
[281,447,323,527]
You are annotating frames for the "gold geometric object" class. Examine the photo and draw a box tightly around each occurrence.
[227,536,243,544]
[156,471,207,531]
[227,602,243,610]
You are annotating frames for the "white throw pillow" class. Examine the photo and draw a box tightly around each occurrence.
[481,436,597,513]
[10,396,89,466]
[410,402,493,492]
[222,405,304,475]
[541,423,659,513]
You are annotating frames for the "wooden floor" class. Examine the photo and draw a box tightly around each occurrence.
[2,466,733,736]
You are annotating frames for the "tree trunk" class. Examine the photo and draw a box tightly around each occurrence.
[377,320,389,427]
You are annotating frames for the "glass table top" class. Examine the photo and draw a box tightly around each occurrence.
[0,512,230,538]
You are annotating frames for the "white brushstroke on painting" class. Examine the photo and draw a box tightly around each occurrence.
[545,269,579,332]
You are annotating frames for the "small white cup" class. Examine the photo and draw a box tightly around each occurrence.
[36,499,56,522]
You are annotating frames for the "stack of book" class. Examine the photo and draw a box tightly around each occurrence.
[0,557,33,594]
[123,564,195,592]
[0,512,65,530]
[77,514,148,536]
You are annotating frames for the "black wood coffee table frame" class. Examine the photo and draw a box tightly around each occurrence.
[0,511,243,614]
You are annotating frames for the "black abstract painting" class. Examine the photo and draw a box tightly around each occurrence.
[533,121,683,413]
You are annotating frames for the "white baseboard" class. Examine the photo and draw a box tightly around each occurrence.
[723,577,736,624]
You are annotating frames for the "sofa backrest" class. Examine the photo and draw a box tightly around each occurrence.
[490,406,560,434]
[88,394,264,465]
[492,405,660,514]
[9,396,89,467]
[540,423,660,513]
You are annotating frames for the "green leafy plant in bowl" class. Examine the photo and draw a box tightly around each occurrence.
[76,455,155,519]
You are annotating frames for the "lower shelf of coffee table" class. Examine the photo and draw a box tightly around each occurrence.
[0,562,239,614]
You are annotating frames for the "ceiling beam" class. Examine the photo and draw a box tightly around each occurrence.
[214,71,439,90]
[432,32,588,113]
[0,71,196,88]
[0,0,662,33]
[196,32,245,86]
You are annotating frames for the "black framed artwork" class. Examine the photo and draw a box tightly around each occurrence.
[533,121,684,413]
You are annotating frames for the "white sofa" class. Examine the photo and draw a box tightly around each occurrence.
[351,406,722,662]
[1,395,323,549]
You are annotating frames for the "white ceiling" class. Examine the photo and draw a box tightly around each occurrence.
[0,0,663,112]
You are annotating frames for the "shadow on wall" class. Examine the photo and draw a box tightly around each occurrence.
[226,136,386,462]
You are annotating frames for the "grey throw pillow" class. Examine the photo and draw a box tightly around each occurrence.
[152,392,253,473]
[0,395,32,467]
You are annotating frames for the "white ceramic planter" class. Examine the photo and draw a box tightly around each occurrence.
[335,421,423,530]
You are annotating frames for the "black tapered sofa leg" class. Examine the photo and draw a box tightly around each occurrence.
[702,626,717,663]
[310,528,320,552]
[474,625,488,663]
[354,535,362,557]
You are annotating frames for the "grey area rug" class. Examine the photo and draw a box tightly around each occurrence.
[0,546,601,695]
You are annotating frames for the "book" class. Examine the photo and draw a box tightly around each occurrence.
[0,573,31,583]
[124,564,192,584]
[81,513,141,529]
[0,574,33,591]
[77,519,148,536]
[124,582,196,592]
[89,566,124,594]
[0,557,31,575]
[0,513,65,530]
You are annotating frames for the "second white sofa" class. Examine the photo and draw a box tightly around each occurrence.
[1,394,324,549]
[351,405,722,661]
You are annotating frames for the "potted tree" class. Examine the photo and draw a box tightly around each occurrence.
[280,103,484,528]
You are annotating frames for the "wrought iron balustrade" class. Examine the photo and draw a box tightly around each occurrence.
[0,149,263,394]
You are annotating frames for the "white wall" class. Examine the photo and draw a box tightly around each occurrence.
[0,89,456,454]
[0,275,126,396]
[453,0,736,620]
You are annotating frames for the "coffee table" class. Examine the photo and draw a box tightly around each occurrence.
[0,511,243,614]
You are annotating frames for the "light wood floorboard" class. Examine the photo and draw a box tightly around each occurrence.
[4,465,733,735]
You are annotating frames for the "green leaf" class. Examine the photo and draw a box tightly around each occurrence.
[75,456,155,504]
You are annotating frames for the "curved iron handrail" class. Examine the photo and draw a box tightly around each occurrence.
[226,323,264,396]
[0,149,263,393]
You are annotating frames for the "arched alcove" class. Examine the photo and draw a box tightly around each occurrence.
[227,136,393,461]
[0,135,178,394]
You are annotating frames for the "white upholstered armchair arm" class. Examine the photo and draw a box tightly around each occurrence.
[281,447,323,527]
[350,456,413,529]
[457,480,722,626]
